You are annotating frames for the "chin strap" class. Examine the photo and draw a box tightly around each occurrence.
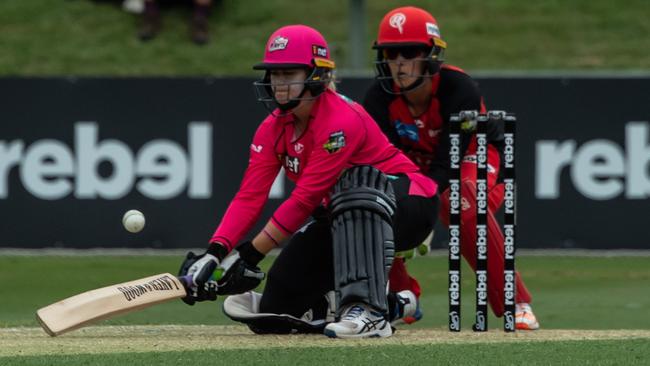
[397,74,428,94]
[275,87,308,111]
[274,67,329,111]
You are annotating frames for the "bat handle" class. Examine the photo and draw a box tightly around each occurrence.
[178,269,223,290]
[178,275,193,291]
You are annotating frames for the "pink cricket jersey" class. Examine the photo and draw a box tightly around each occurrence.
[211,90,438,252]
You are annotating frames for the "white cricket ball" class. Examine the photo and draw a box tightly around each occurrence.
[122,209,145,233]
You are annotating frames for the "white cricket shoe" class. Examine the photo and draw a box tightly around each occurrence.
[324,303,392,338]
[515,303,540,330]
[391,290,423,326]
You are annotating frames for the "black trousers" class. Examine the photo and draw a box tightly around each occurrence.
[259,175,439,318]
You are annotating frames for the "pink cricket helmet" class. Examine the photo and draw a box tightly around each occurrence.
[254,25,335,70]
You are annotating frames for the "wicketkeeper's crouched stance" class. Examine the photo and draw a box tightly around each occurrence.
[177,25,438,338]
[362,6,539,330]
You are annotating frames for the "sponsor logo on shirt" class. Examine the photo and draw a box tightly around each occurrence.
[428,129,441,138]
[414,119,424,128]
[323,131,346,154]
[294,142,304,154]
[394,120,419,142]
[251,144,263,153]
[285,155,300,174]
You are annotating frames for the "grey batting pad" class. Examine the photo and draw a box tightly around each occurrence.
[330,166,396,316]
[222,292,329,334]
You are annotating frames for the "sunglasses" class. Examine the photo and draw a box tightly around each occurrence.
[383,48,427,61]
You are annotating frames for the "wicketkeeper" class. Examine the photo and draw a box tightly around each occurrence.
[362,6,539,330]
[178,24,439,338]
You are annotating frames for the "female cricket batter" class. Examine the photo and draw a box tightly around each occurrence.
[178,24,439,338]
[363,6,539,330]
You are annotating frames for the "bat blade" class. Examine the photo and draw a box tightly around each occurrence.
[36,273,187,336]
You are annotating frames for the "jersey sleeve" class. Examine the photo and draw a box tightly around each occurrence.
[269,116,364,236]
[362,81,402,147]
[210,120,281,252]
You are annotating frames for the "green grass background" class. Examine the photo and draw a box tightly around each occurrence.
[1,255,649,364]
[2,255,649,329]
[2,340,650,365]
[1,0,649,75]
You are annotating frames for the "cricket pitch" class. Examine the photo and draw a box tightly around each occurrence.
[2,326,649,357]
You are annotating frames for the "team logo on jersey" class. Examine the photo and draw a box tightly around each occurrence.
[389,13,406,34]
[269,36,289,52]
[285,155,300,174]
[250,144,263,153]
[312,45,328,57]
[323,131,346,153]
[428,129,441,138]
[394,120,419,142]
[461,197,471,211]
[294,142,304,154]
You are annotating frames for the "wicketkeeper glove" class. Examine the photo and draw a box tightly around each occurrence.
[216,240,266,295]
[395,230,434,260]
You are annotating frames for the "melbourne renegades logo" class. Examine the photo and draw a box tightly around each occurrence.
[389,13,406,34]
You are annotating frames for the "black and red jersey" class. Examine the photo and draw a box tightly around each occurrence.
[363,64,504,190]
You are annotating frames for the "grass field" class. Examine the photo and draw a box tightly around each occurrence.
[1,0,649,75]
[1,254,649,364]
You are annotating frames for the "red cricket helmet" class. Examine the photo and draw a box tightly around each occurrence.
[373,6,447,94]
[374,6,446,49]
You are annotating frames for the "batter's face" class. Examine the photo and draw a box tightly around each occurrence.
[384,47,428,89]
[269,68,308,104]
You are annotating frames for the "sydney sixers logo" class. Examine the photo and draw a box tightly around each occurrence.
[269,36,288,52]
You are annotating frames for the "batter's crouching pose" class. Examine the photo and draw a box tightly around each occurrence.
[177,24,438,338]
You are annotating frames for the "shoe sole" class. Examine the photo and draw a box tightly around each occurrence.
[515,322,540,330]
[324,324,392,339]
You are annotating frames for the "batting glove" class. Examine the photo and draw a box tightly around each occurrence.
[216,241,266,295]
[178,244,227,305]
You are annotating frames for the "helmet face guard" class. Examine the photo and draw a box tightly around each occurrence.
[253,24,335,115]
[253,65,334,116]
[374,41,445,95]
[373,6,447,95]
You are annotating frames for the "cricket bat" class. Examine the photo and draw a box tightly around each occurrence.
[36,273,190,336]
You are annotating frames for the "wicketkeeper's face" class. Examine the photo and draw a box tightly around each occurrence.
[384,47,428,89]
[269,68,309,104]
